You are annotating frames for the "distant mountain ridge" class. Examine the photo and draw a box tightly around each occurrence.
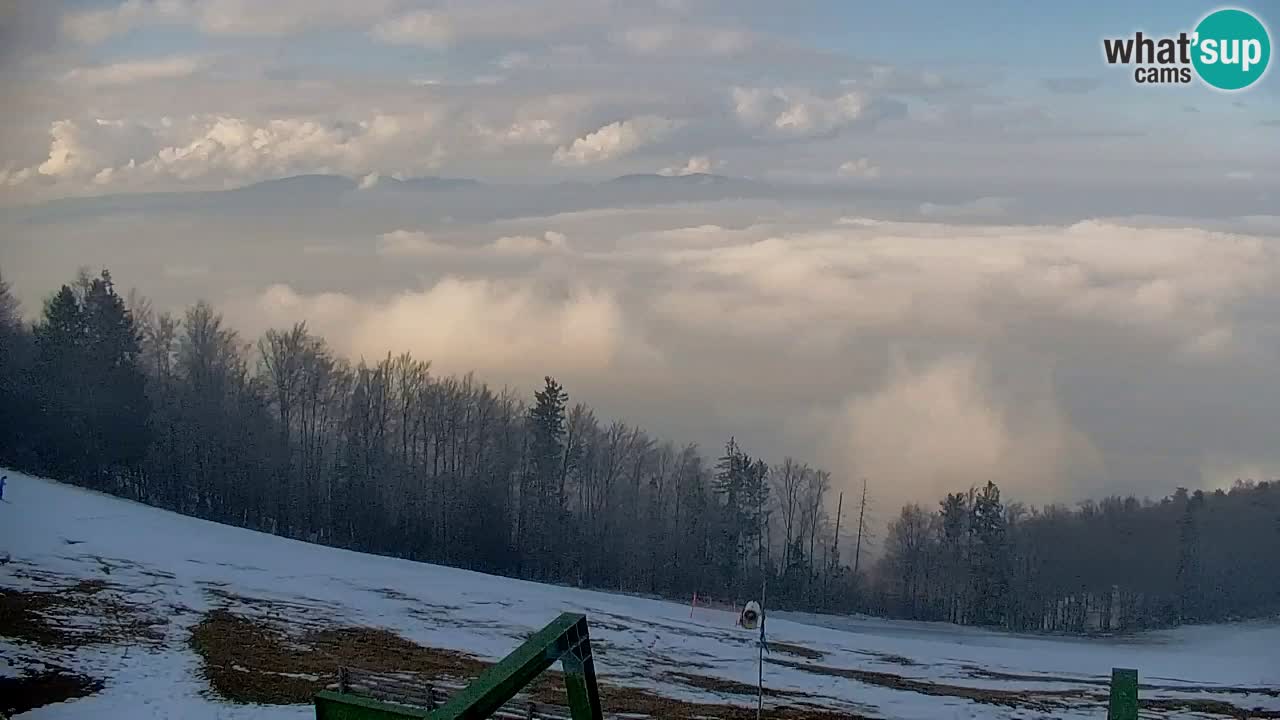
[4,171,794,226]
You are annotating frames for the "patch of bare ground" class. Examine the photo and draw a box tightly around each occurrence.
[189,608,868,719]
[0,669,104,716]
[1141,698,1280,718]
[774,658,1280,718]
[665,671,791,698]
[0,579,167,647]
[768,642,825,660]
[766,656,1085,713]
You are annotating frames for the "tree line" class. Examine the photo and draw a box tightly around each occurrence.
[1,267,1276,632]
[876,479,1280,632]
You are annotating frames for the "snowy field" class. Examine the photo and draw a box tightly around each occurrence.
[2,470,1278,719]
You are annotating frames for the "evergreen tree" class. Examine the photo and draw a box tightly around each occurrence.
[939,492,970,623]
[0,269,33,466]
[82,270,150,488]
[524,376,567,578]
[1176,488,1203,622]
[32,284,90,480]
[970,481,1009,626]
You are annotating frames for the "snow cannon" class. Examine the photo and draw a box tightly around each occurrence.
[738,600,762,630]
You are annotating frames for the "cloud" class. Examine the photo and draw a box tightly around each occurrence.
[838,158,879,179]
[654,218,1269,364]
[376,230,455,257]
[61,55,204,86]
[615,25,752,56]
[832,354,1101,504]
[659,155,713,176]
[195,0,398,36]
[372,1,607,48]
[61,0,187,44]
[13,185,1280,506]
[371,10,454,48]
[919,197,1010,218]
[490,231,570,254]
[553,116,674,166]
[230,278,630,378]
[467,95,589,148]
[731,87,878,138]
[1042,77,1103,95]
[63,0,399,42]
[7,119,155,184]
[6,112,445,190]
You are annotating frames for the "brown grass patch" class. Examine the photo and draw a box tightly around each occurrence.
[1141,698,1280,718]
[189,608,868,719]
[188,608,489,705]
[769,642,825,660]
[0,670,103,716]
[665,671,789,698]
[0,579,166,648]
[766,656,1084,712]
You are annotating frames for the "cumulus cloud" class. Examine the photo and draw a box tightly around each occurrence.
[467,95,589,149]
[658,155,713,176]
[5,118,154,184]
[6,112,445,190]
[490,231,570,254]
[553,116,674,166]
[732,87,873,138]
[838,157,879,179]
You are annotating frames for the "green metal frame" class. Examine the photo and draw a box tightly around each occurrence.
[315,612,603,720]
[1108,667,1138,720]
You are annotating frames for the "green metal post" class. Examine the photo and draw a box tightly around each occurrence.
[314,613,603,720]
[1108,667,1138,720]
[427,612,602,720]
[559,617,603,720]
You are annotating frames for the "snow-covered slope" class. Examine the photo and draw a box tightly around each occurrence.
[2,470,1277,719]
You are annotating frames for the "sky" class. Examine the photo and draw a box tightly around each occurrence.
[3,0,1280,517]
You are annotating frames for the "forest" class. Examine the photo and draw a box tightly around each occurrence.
[1,267,1277,633]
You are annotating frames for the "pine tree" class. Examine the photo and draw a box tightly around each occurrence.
[939,492,970,623]
[0,269,33,465]
[969,481,1009,626]
[32,284,90,480]
[82,270,150,488]
[1176,488,1203,622]
[524,376,567,578]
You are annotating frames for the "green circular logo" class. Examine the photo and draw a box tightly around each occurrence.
[1192,9,1271,90]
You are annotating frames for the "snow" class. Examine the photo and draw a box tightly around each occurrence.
[2,469,1278,719]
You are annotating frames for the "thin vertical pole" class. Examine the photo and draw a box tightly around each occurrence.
[757,572,766,720]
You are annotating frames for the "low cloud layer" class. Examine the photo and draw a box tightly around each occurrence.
[16,195,1276,515]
